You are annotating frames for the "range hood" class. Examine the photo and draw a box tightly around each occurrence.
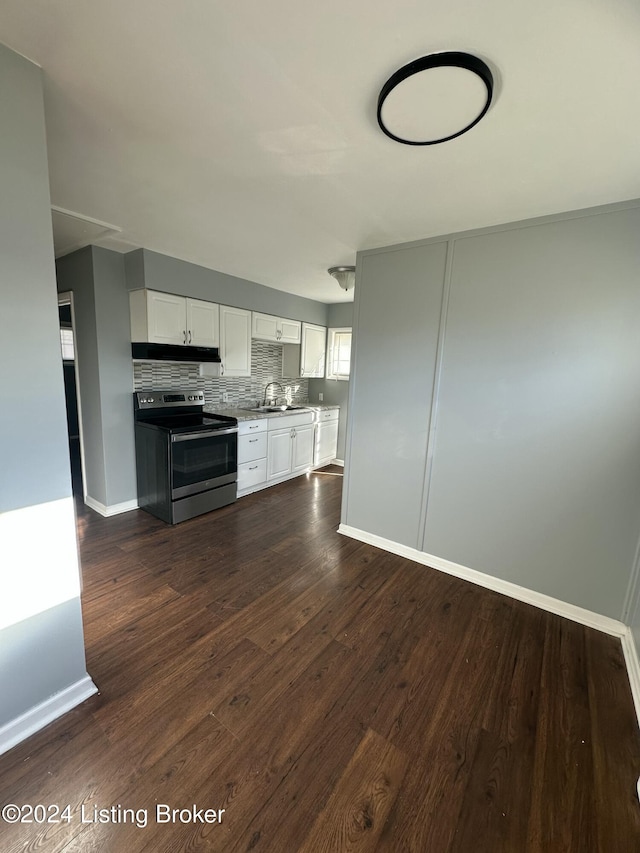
[132,342,222,364]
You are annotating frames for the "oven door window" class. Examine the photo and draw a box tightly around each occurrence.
[171,432,237,498]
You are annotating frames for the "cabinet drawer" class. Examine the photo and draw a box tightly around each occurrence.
[238,419,268,436]
[316,408,339,422]
[238,431,267,463]
[238,458,268,490]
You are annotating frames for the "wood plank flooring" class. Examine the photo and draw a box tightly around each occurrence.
[1,466,640,851]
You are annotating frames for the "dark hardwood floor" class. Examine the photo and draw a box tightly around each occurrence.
[2,467,640,851]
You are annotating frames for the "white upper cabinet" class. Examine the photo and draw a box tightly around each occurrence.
[186,298,219,347]
[252,312,301,345]
[130,290,219,347]
[220,305,251,377]
[279,318,302,344]
[301,323,326,377]
[282,322,327,378]
[130,290,186,345]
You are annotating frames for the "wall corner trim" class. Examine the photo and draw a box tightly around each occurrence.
[0,675,98,757]
[84,496,138,517]
[337,524,627,638]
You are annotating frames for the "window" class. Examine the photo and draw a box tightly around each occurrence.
[326,327,352,380]
[60,327,75,361]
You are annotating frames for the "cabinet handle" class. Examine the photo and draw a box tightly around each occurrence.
[249,425,259,430]
[183,330,186,344]
[249,438,259,443]
[188,330,192,344]
[249,465,258,470]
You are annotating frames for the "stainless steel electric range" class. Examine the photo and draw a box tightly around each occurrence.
[133,389,238,524]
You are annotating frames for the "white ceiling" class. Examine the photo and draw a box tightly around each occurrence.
[1,0,639,303]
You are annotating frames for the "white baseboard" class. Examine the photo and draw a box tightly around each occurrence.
[0,675,98,757]
[621,629,640,730]
[332,458,345,467]
[337,524,627,638]
[85,496,138,517]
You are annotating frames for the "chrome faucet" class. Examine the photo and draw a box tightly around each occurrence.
[262,381,285,406]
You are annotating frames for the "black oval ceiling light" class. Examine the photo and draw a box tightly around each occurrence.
[377,52,494,146]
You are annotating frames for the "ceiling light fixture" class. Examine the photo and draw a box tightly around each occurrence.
[377,51,493,146]
[328,266,356,292]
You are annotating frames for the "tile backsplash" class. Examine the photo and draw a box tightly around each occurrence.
[133,340,308,407]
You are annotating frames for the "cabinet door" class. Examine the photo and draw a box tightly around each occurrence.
[279,319,302,344]
[146,291,186,345]
[187,298,219,347]
[292,424,314,472]
[301,323,326,377]
[315,421,339,465]
[252,312,279,342]
[267,429,293,480]
[220,305,251,377]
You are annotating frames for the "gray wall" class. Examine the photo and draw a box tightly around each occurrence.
[343,202,640,622]
[0,48,74,513]
[92,248,137,505]
[0,43,90,731]
[127,248,328,326]
[57,247,137,508]
[343,242,448,546]
[309,302,354,461]
[57,248,105,501]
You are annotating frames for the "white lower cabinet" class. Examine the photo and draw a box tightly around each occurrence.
[267,412,315,482]
[314,408,339,466]
[292,424,314,472]
[237,412,321,495]
[238,458,268,491]
[267,428,294,480]
[237,420,268,494]
[267,424,314,479]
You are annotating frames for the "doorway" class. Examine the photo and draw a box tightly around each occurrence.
[58,291,85,499]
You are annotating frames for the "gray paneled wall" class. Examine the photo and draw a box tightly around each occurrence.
[343,202,640,622]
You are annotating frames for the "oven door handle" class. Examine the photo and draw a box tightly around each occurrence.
[171,427,238,442]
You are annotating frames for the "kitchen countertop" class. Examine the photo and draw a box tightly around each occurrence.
[204,404,339,422]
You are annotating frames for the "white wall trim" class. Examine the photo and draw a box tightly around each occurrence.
[332,458,345,467]
[84,496,138,517]
[338,524,627,638]
[621,629,640,730]
[0,675,98,757]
